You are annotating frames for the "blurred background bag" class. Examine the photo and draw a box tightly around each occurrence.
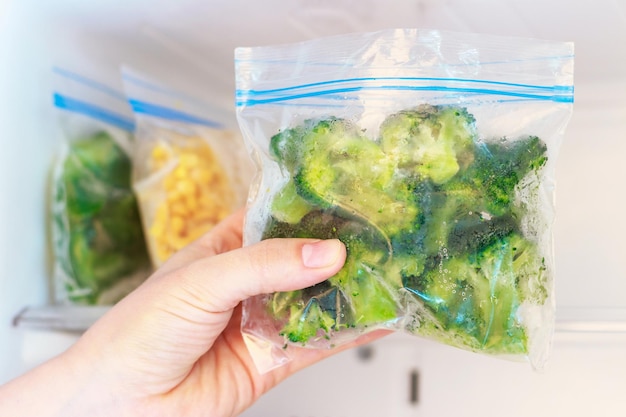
[51,67,151,306]
[122,67,254,267]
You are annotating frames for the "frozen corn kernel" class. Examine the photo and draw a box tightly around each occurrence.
[152,144,168,158]
[166,189,182,204]
[177,179,196,196]
[151,145,168,162]
[170,216,186,235]
[150,144,171,170]
[170,201,188,217]
[174,165,188,180]
[185,195,199,212]
[144,138,236,264]
[192,168,213,184]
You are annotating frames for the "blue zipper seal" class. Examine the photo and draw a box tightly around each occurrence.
[53,67,128,102]
[236,77,574,107]
[128,99,223,129]
[53,93,135,132]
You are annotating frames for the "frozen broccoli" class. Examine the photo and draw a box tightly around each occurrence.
[328,226,400,327]
[269,180,316,224]
[405,232,545,353]
[379,104,476,184]
[260,105,549,353]
[451,135,548,215]
[417,187,519,257]
[418,135,548,256]
[281,300,337,344]
[55,131,150,304]
[270,118,420,236]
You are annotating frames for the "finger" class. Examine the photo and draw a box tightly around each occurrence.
[153,208,245,277]
[171,238,347,313]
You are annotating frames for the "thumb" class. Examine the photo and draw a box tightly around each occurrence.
[172,238,346,313]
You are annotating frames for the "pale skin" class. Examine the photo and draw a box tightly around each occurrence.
[0,209,386,417]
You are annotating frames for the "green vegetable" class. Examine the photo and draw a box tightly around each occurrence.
[54,131,150,304]
[262,104,549,354]
[447,135,548,215]
[404,233,546,354]
[265,210,399,340]
[270,180,316,224]
[379,104,476,184]
[272,118,419,236]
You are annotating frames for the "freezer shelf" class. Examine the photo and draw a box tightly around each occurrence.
[12,305,111,332]
[13,304,626,334]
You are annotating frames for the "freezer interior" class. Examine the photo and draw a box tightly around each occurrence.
[1,1,625,416]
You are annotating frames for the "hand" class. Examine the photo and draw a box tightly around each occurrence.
[0,209,385,417]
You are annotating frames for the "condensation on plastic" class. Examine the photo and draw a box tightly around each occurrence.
[123,67,254,267]
[235,29,574,373]
[51,67,152,306]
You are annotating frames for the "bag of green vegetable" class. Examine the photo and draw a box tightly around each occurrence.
[235,29,574,373]
[51,67,151,305]
[122,68,253,267]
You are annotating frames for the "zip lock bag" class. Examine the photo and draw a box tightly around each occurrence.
[123,68,253,267]
[235,29,574,373]
[51,67,151,306]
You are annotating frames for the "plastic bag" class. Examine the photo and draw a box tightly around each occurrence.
[51,67,151,305]
[122,68,253,267]
[236,29,574,373]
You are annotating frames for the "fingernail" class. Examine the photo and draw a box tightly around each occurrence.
[302,239,343,268]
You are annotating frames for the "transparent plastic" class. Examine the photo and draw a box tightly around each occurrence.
[236,29,574,373]
[51,68,151,306]
[123,68,254,267]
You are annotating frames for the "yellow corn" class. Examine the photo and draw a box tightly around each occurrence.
[170,216,186,235]
[145,136,235,264]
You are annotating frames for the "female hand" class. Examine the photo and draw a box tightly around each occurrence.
[0,209,385,417]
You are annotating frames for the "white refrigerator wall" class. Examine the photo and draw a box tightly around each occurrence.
[1,0,626,414]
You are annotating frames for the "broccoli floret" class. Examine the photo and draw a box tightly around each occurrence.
[58,131,150,304]
[263,209,347,241]
[416,135,547,255]
[447,213,519,254]
[68,131,132,189]
[419,187,519,257]
[67,223,146,304]
[270,180,317,224]
[270,289,303,318]
[270,122,312,173]
[329,228,400,326]
[62,154,108,217]
[510,234,549,305]
[379,104,476,184]
[271,281,355,341]
[405,232,545,354]
[272,118,420,237]
[457,135,548,215]
[281,300,336,344]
